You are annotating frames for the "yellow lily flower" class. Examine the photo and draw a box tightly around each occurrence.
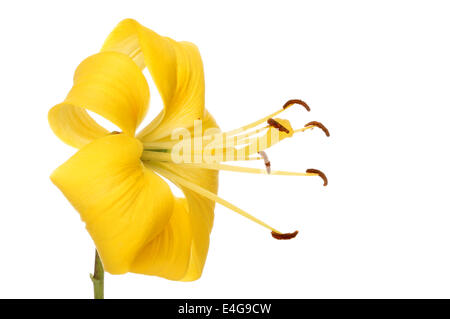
[48,19,329,282]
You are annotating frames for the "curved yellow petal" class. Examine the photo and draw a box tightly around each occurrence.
[147,161,218,281]
[48,51,150,148]
[180,188,216,281]
[101,19,205,142]
[130,198,192,280]
[48,104,109,149]
[50,134,173,274]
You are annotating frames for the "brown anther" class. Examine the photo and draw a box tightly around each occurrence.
[306,168,328,186]
[282,99,311,112]
[304,121,330,137]
[267,118,290,134]
[110,131,121,135]
[258,151,271,174]
[271,230,299,240]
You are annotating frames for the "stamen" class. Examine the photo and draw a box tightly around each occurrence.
[227,126,270,147]
[110,131,121,135]
[271,230,299,240]
[174,162,320,178]
[267,118,290,134]
[304,121,330,137]
[150,163,297,236]
[282,99,311,112]
[223,98,308,137]
[258,151,271,174]
[142,149,263,164]
[293,126,315,134]
[234,126,269,142]
[143,141,178,149]
[306,168,328,186]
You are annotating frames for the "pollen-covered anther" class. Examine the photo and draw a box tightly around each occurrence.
[306,168,328,186]
[304,121,330,137]
[258,151,271,174]
[271,230,299,240]
[282,99,311,112]
[267,118,290,134]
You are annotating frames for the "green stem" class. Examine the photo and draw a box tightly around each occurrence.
[90,250,104,299]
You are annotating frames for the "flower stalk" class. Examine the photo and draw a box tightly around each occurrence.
[90,250,104,299]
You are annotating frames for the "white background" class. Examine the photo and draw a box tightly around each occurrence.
[1,0,449,298]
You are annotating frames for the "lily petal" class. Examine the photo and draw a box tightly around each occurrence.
[148,162,218,281]
[50,134,173,274]
[101,19,205,141]
[180,186,217,281]
[130,198,192,280]
[48,51,150,148]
